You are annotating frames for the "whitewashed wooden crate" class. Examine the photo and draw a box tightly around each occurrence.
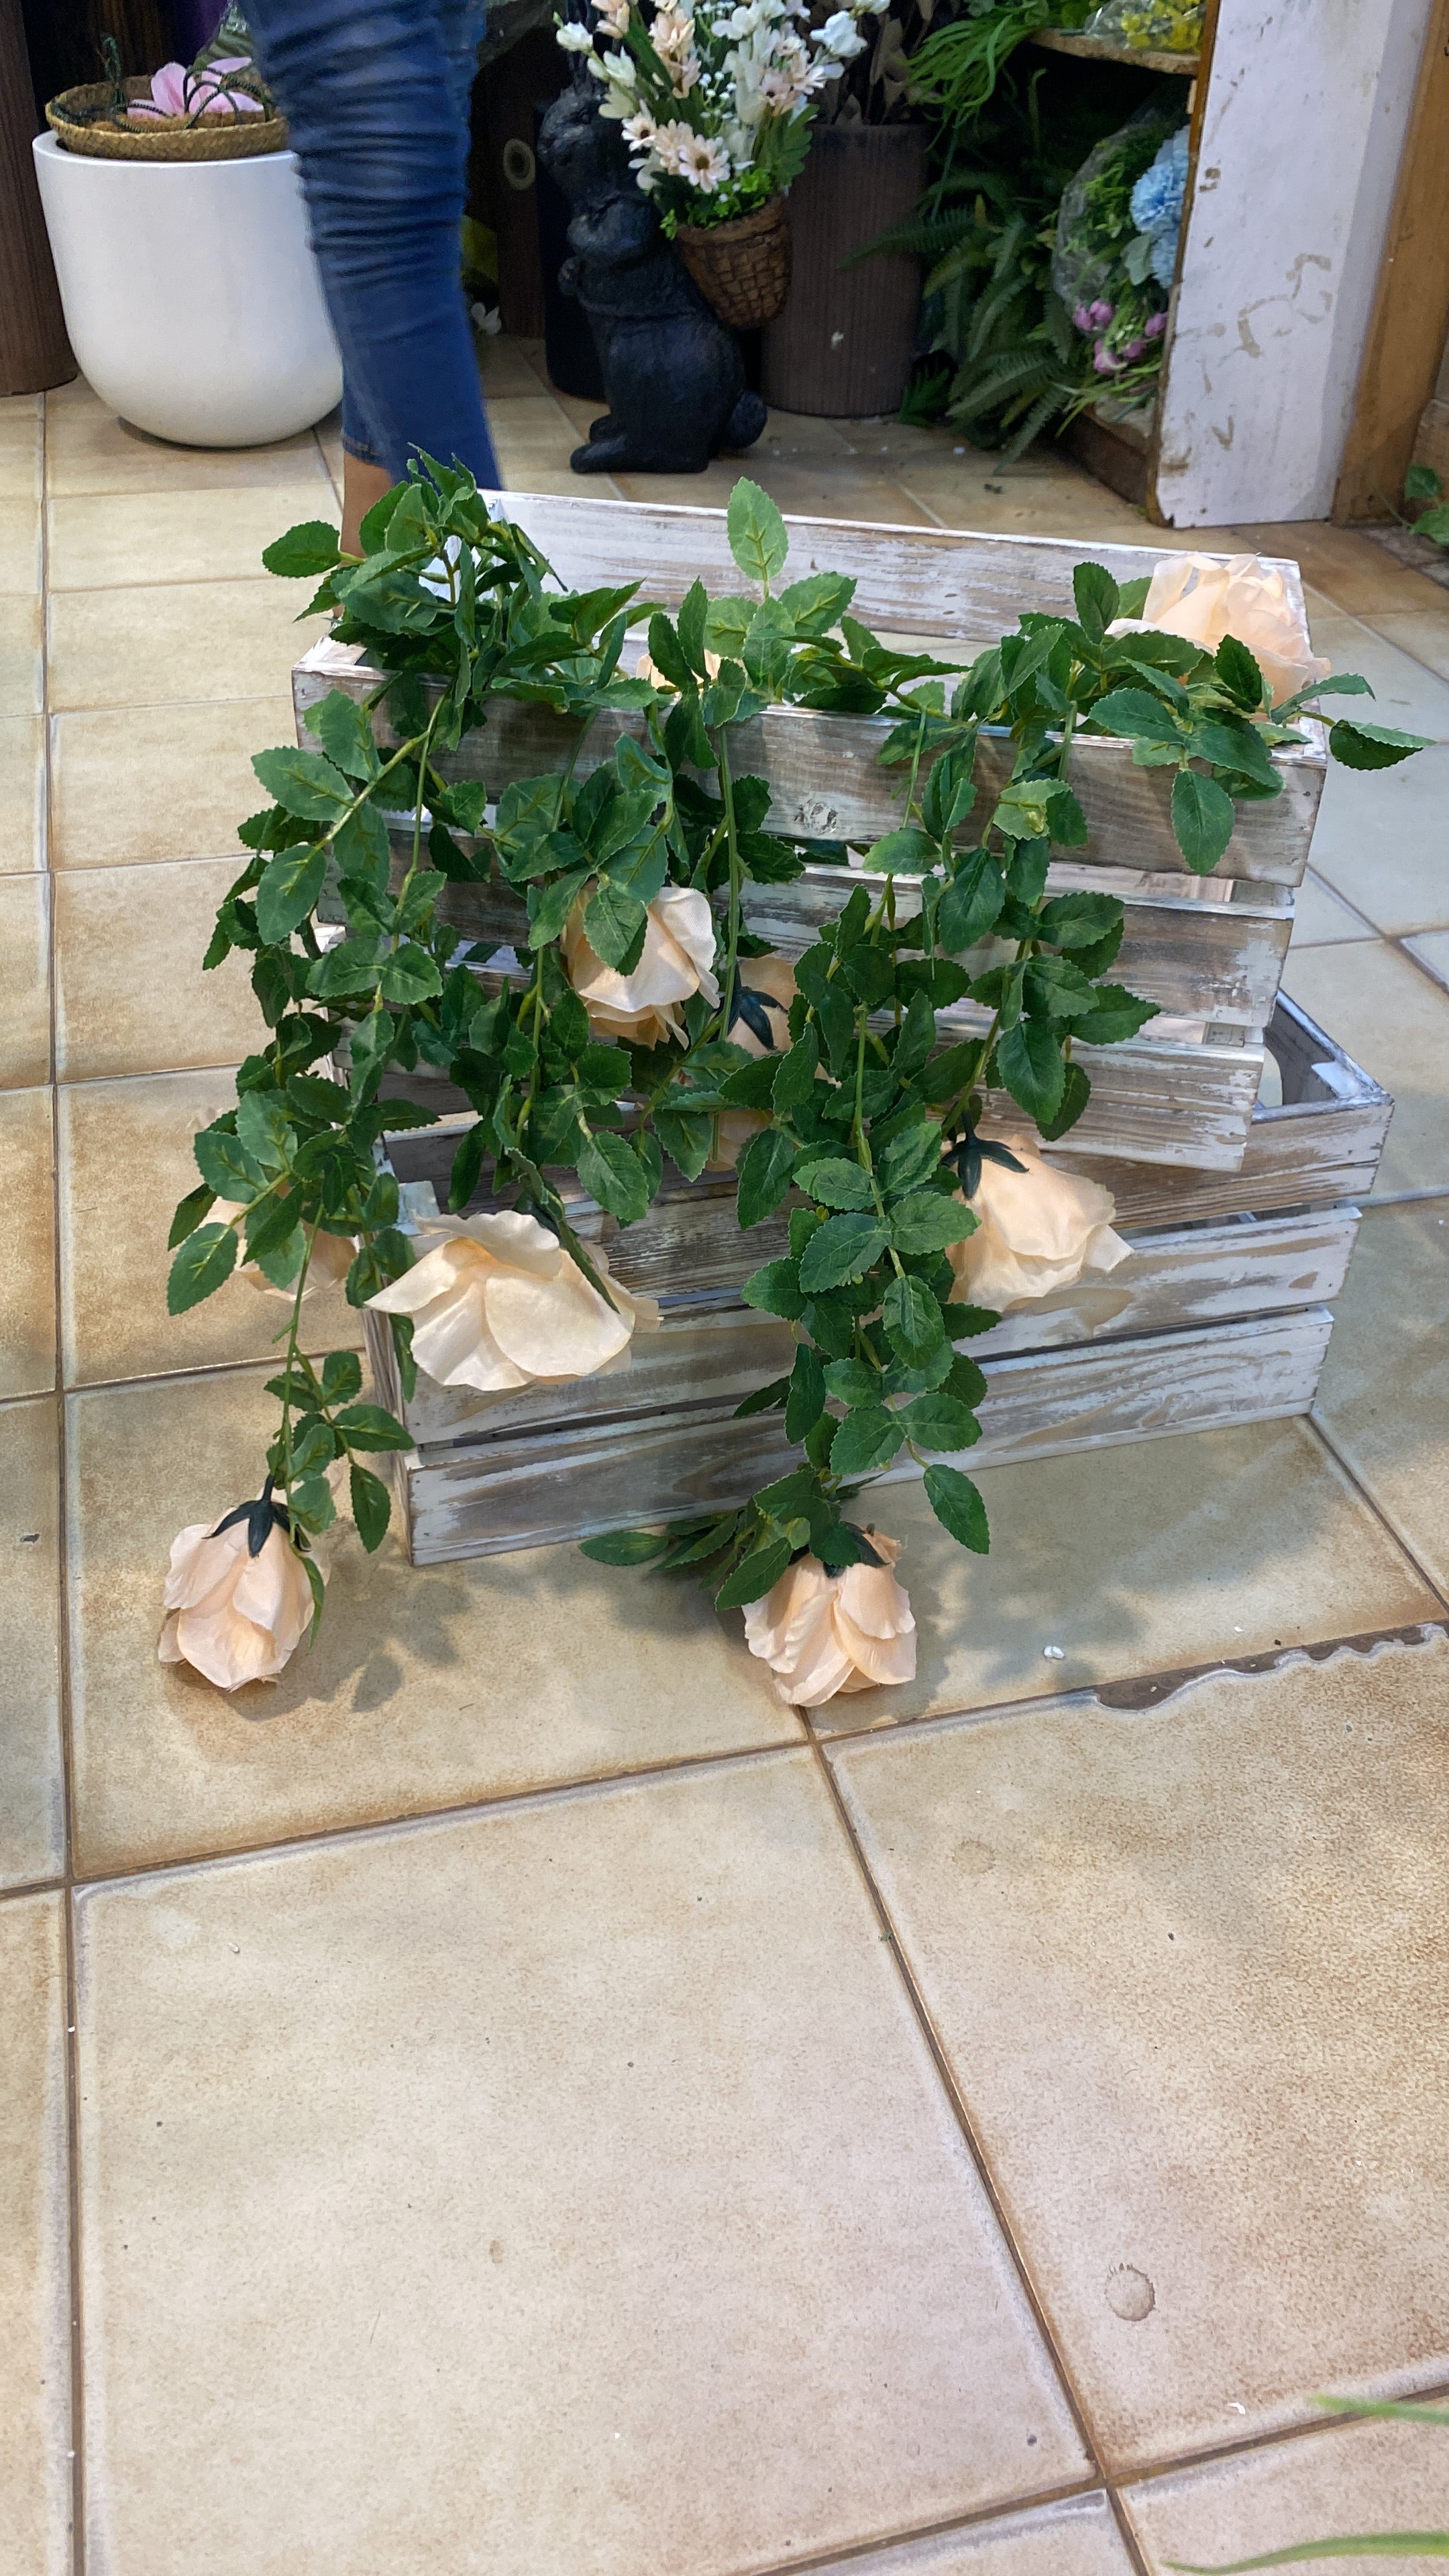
[292,500,1330,1173]
[360,994,1389,1565]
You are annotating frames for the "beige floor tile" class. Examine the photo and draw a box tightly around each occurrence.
[57,1068,359,1389]
[0,1087,56,1399]
[0,405,42,501]
[1124,2414,1449,2573]
[0,715,44,873]
[902,462,1147,544]
[0,875,50,1087]
[54,859,265,1083]
[833,1631,1449,2471]
[808,1420,1435,1739]
[1370,607,1449,684]
[0,1400,64,1888]
[1405,926,1449,991]
[816,2493,1133,2574]
[500,459,627,500]
[0,1893,70,2576]
[616,459,938,525]
[488,391,584,459]
[486,335,576,400]
[48,579,330,712]
[1313,1199,1449,1596]
[74,1754,1085,2574]
[47,485,339,593]
[1284,942,1449,1195]
[1289,869,1375,947]
[1237,519,1449,619]
[0,497,41,592]
[51,695,291,868]
[45,398,335,500]
[0,595,42,717]
[67,1360,802,1874]
[1295,614,1449,936]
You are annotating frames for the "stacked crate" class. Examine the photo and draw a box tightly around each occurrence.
[290,500,1387,1564]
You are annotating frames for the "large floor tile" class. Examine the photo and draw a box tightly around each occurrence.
[480,334,560,400]
[0,1086,56,1399]
[1299,615,1449,935]
[45,396,335,500]
[0,496,41,592]
[0,1399,64,1888]
[50,695,292,868]
[1371,607,1449,684]
[0,873,50,1087]
[831,1632,1449,2471]
[48,580,330,712]
[66,1361,801,1874]
[0,714,44,873]
[815,2493,1133,2574]
[1124,2414,1449,2573]
[900,462,1147,546]
[616,459,938,525]
[47,484,338,593]
[0,1892,70,2576]
[808,1420,1435,1737]
[1288,869,1375,947]
[74,1755,1085,2574]
[1313,1198,1449,1595]
[1238,519,1449,619]
[54,859,264,1082]
[1284,941,1449,1195]
[0,594,42,716]
[0,406,42,502]
[1405,926,1449,991]
[57,1069,360,1387]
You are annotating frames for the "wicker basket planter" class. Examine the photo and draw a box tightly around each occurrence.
[46,79,287,162]
[674,195,792,329]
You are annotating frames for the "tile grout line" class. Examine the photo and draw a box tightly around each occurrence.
[42,383,89,2576]
[1303,1411,1449,1617]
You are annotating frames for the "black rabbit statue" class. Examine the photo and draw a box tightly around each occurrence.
[536,69,767,475]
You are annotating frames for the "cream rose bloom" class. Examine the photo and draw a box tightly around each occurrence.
[706,953,798,1171]
[210,1199,355,1297]
[1107,552,1329,708]
[563,884,720,1047]
[743,1534,916,1706]
[366,1210,658,1395]
[159,1510,315,1691]
[947,1146,1129,1311]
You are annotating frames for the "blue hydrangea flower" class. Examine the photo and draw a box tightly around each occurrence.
[1130,126,1189,290]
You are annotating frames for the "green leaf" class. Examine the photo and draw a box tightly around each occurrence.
[715,1538,793,1610]
[798,1212,889,1291]
[938,849,1005,953]
[736,1127,798,1228]
[321,1350,363,1404]
[677,577,710,678]
[582,877,648,972]
[235,1092,292,1170]
[252,743,352,821]
[262,519,343,579]
[882,1271,945,1362]
[332,1401,413,1452]
[923,1462,990,1552]
[1072,561,1118,644]
[785,1344,826,1442]
[167,1183,215,1249]
[527,867,592,951]
[378,943,443,1004]
[304,688,380,781]
[645,612,691,690]
[1214,632,1266,711]
[349,1463,392,1551]
[1171,767,1237,873]
[166,1221,237,1314]
[898,1393,979,1452]
[877,1120,943,1199]
[742,1258,806,1320]
[996,1019,1065,1123]
[1164,2544,1449,2571]
[1036,891,1121,951]
[654,1108,712,1181]
[309,935,381,998]
[579,1527,671,1565]
[578,1130,652,1225]
[256,843,327,944]
[823,1358,879,1406]
[193,1126,265,1201]
[771,1025,818,1109]
[702,595,755,659]
[1190,715,1279,791]
[726,477,789,590]
[1036,1059,1092,1141]
[890,1191,976,1254]
[830,1405,905,1477]
[733,1376,790,1419]
[860,826,935,875]
[796,1157,876,1212]
[1328,718,1433,770]
[1087,688,1185,745]
[1065,985,1160,1046]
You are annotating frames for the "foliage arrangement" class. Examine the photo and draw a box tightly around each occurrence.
[905,0,1089,129]
[162,462,1424,1691]
[554,0,889,230]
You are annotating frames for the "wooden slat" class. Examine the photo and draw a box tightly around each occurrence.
[394,1308,1334,1564]
[295,645,1326,889]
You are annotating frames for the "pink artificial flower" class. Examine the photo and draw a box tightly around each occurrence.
[127,54,264,119]
[127,60,189,117]
[1093,345,1124,375]
[1122,335,1147,361]
[1072,303,1093,332]
[1088,299,1114,327]
[1144,312,1167,339]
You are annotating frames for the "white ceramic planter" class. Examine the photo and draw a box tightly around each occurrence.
[32,133,342,447]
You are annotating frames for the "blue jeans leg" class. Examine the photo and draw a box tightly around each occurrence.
[246,0,501,487]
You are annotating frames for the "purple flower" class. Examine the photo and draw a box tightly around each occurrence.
[1088,300,1114,328]
[1122,336,1147,362]
[1144,312,1167,340]
[1093,345,1124,375]
[1072,303,1094,333]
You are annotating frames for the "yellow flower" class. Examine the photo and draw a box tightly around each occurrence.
[366,1210,658,1395]
[562,884,720,1047]
[1107,552,1330,707]
[743,1533,916,1705]
[158,1509,315,1691]
[947,1146,1129,1311]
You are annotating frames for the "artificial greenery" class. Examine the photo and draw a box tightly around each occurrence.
[1166,2394,1449,2570]
[167,462,1424,1643]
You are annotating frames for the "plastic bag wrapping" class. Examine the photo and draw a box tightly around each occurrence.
[1084,0,1203,52]
[1050,104,1182,380]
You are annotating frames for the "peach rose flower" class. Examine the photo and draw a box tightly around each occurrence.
[706,953,798,1171]
[743,1532,916,1706]
[563,885,721,1047]
[947,1146,1128,1311]
[366,1210,659,1394]
[212,1199,355,1296]
[1107,552,1329,707]
[158,1498,315,1691]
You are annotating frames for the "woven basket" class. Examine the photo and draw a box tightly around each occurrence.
[46,80,288,163]
[675,195,791,331]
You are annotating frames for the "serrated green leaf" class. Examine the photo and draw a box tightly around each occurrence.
[741,1258,806,1319]
[252,743,352,820]
[798,1212,889,1291]
[1087,688,1185,745]
[166,1221,237,1314]
[996,1018,1065,1122]
[785,1344,826,1442]
[771,1024,818,1108]
[860,826,935,875]
[715,1538,793,1610]
[262,519,343,579]
[332,1401,413,1452]
[877,1120,943,1199]
[898,1393,979,1452]
[1036,1058,1092,1141]
[736,1127,797,1228]
[890,1191,976,1254]
[938,849,1005,953]
[348,1464,392,1551]
[727,478,789,590]
[255,843,327,944]
[883,1270,945,1362]
[823,1358,879,1406]
[579,1527,672,1565]
[304,688,380,781]
[1170,767,1236,873]
[830,1405,904,1477]
[582,877,647,971]
[923,1462,990,1552]
[167,1183,215,1250]
[193,1126,265,1201]
[378,943,443,1004]
[1072,561,1118,644]
[1328,718,1432,771]
[796,1157,875,1212]
[578,1130,651,1224]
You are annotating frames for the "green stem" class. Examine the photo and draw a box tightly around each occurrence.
[274,1214,321,1513]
